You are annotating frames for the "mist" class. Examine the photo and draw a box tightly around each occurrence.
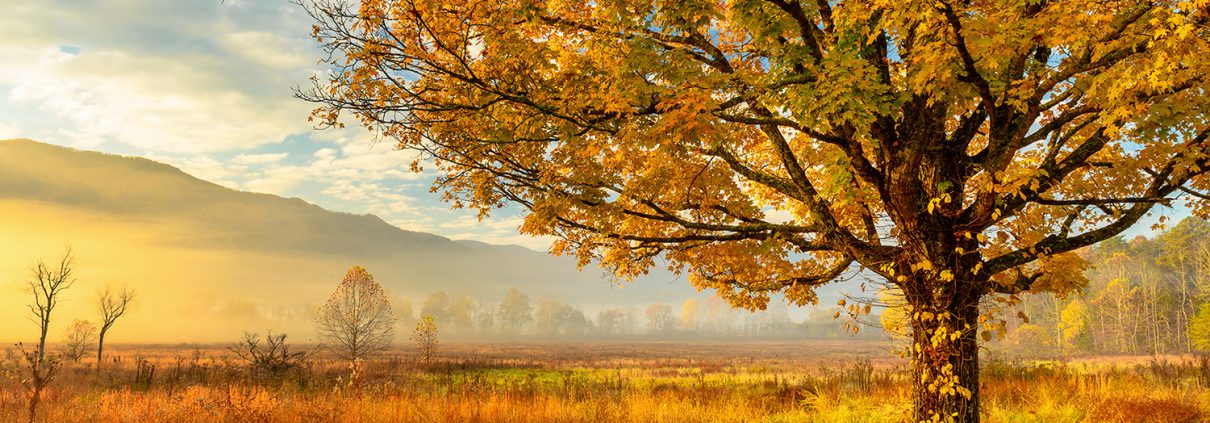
[0,140,874,345]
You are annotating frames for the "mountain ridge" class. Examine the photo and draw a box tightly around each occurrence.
[0,138,706,342]
[0,138,467,256]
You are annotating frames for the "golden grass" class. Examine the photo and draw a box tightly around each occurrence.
[1,341,1207,422]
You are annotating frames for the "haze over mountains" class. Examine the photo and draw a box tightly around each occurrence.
[0,139,719,342]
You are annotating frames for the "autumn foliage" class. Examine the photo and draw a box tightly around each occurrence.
[300,0,1210,420]
[410,315,439,363]
[315,266,396,362]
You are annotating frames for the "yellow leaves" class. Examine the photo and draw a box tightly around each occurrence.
[308,0,1210,357]
[1029,252,1090,297]
[1059,299,1089,347]
[926,192,952,215]
[912,259,934,273]
[931,326,948,348]
[939,270,954,282]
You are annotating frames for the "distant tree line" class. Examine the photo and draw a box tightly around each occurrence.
[396,288,883,340]
[1003,216,1210,355]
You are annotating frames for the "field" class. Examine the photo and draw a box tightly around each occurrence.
[1,340,1209,422]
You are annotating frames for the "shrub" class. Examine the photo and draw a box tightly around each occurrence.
[229,332,310,379]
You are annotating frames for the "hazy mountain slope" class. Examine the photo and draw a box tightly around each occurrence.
[0,138,457,256]
[0,139,705,342]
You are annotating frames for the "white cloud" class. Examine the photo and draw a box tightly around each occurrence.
[0,0,550,250]
[0,0,318,154]
[147,154,247,189]
[243,165,308,195]
[218,30,311,70]
[0,46,311,153]
[232,153,289,165]
[0,121,23,139]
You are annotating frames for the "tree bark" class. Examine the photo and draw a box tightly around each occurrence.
[906,279,982,423]
[97,329,107,369]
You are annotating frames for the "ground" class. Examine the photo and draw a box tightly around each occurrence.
[1,340,1207,422]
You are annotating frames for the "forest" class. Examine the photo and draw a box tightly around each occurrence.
[1004,216,1210,356]
[389,216,1210,354]
[395,288,882,341]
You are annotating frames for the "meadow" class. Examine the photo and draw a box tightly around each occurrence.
[1,340,1207,422]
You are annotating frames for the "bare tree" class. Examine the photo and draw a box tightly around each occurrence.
[645,304,676,336]
[21,247,75,423]
[27,248,75,360]
[62,320,97,363]
[315,266,395,361]
[96,285,134,366]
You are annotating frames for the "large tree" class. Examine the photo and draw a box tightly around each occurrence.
[300,0,1210,420]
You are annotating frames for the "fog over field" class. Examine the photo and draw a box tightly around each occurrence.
[0,139,866,343]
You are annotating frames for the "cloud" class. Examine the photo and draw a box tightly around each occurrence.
[0,1,316,154]
[0,0,553,251]
[440,215,555,250]
[232,153,289,165]
[243,165,309,194]
[0,121,23,139]
[147,154,248,189]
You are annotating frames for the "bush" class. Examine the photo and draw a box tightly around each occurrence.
[229,332,310,379]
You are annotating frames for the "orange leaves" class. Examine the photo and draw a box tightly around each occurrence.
[303,0,1210,329]
[316,266,396,361]
[651,91,718,145]
[1029,252,1090,297]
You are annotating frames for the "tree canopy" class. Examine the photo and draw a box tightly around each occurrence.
[300,0,1210,420]
[303,0,1208,305]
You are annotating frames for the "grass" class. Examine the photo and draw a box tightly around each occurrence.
[0,341,1207,422]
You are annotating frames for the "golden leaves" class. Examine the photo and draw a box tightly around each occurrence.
[1030,252,1090,297]
[304,0,1210,316]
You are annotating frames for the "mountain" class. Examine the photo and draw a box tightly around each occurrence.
[0,138,457,256]
[0,139,701,342]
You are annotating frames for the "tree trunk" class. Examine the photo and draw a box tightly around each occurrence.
[97,329,107,369]
[907,283,981,423]
[27,389,37,423]
[37,317,49,363]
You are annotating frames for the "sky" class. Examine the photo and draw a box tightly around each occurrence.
[0,0,550,250]
[0,0,1186,250]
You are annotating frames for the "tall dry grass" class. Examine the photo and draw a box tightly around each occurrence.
[0,342,1206,422]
